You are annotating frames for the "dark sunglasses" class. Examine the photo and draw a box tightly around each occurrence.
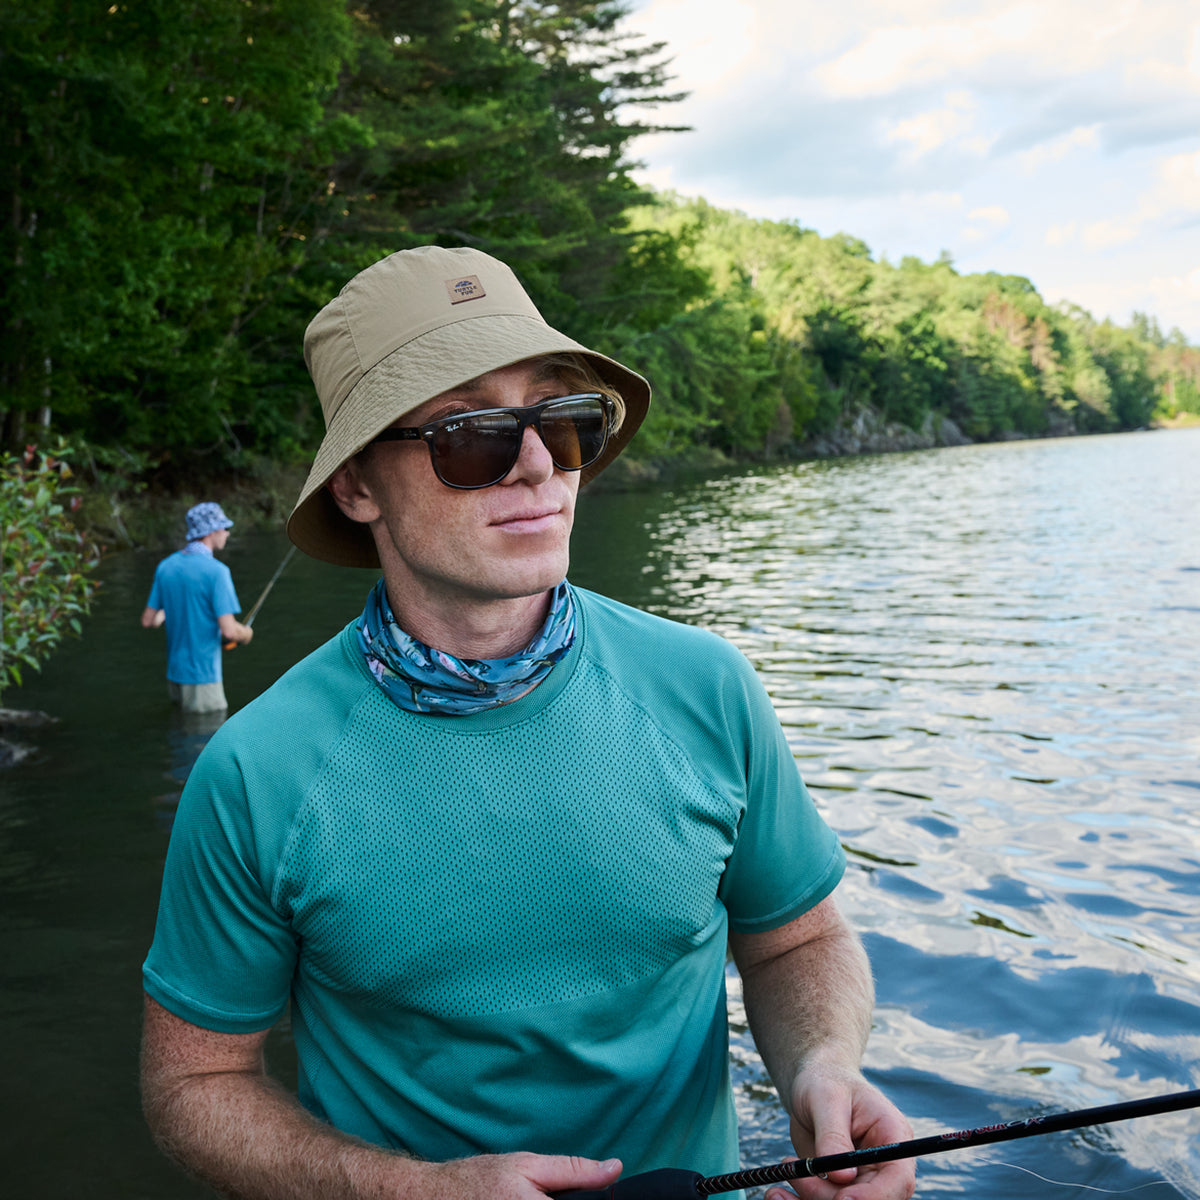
[371,393,615,489]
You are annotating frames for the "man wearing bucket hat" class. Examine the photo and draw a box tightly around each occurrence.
[140,501,253,714]
[141,247,913,1200]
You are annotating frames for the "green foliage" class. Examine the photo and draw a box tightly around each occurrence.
[1,0,1198,494]
[1,0,687,477]
[625,194,1200,455]
[1,440,102,696]
[2,0,362,476]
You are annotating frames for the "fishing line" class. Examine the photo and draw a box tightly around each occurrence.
[989,1160,1177,1194]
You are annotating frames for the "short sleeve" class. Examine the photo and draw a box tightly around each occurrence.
[212,562,240,618]
[716,653,845,933]
[146,563,162,611]
[143,739,297,1033]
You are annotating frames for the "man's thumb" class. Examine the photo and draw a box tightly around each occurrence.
[534,1155,623,1196]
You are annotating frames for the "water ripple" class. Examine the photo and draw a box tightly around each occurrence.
[578,429,1200,1197]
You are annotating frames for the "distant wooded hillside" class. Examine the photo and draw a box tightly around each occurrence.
[4,0,1197,492]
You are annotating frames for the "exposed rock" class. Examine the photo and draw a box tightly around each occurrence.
[0,707,58,730]
[0,738,33,768]
[0,709,57,770]
[801,405,973,458]
[930,413,972,447]
[1045,407,1079,438]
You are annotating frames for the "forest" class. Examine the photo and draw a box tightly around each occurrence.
[5,0,1200,498]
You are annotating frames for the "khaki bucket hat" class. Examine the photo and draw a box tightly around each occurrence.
[287,245,651,568]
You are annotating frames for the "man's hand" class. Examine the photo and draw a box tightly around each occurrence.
[218,613,253,647]
[763,1063,914,1200]
[730,897,914,1200]
[422,1152,622,1199]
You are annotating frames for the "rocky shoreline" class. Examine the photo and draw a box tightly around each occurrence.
[797,403,1080,458]
[0,707,58,768]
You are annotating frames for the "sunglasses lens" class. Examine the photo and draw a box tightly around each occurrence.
[429,411,521,488]
[426,396,611,488]
[540,397,609,470]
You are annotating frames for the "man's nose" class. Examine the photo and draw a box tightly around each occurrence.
[503,423,556,484]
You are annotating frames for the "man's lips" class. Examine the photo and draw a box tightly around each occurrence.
[490,507,564,531]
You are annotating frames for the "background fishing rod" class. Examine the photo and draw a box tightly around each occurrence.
[224,544,297,650]
[554,1086,1200,1200]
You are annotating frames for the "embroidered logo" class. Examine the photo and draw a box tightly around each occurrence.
[445,275,486,304]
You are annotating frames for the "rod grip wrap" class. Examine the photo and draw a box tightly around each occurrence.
[552,1167,704,1200]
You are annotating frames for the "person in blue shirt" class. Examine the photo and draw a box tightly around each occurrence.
[141,501,253,713]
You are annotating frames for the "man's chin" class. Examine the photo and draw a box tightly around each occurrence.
[480,560,570,604]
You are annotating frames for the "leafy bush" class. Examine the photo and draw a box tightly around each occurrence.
[1,440,102,696]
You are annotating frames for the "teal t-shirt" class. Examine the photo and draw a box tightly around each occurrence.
[143,587,845,1179]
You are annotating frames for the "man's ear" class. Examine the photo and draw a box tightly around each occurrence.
[327,460,382,525]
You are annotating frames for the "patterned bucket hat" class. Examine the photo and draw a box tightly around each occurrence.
[185,502,234,542]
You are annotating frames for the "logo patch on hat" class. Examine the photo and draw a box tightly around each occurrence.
[445,275,486,304]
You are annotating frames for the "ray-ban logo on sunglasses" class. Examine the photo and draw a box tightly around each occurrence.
[445,275,486,304]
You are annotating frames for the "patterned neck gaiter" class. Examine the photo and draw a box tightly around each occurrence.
[355,577,577,715]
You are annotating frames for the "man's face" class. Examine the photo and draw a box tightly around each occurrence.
[331,358,582,631]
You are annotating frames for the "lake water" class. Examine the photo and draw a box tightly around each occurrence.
[2,428,1198,1197]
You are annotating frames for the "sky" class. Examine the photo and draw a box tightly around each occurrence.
[622,0,1200,342]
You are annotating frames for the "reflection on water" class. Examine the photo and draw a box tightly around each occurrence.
[3,428,1198,1197]
[574,430,1200,1199]
[151,708,228,832]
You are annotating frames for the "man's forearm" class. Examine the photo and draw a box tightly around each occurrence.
[143,1067,415,1200]
[731,903,874,1106]
[142,1043,623,1200]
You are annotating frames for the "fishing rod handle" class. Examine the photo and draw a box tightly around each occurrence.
[552,1167,703,1200]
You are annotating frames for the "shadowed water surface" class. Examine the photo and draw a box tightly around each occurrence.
[2,428,1197,1197]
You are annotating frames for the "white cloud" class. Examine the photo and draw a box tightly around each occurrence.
[969,206,1010,226]
[1018,125,1101,174]
[1082,218,1141,251]
[1158,147,1200,204]
[808,2,1153,100]
[1076,149,1200,251]
[1144,267,1200,336]
[1042,260,1200,337]
[814,7,1038,98]
[623,0,1200,338]
[884,90,979,160]
[632,0,757,93]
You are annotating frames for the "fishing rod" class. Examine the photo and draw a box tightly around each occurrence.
[555,1086,1200,1199]
[224,544,297,649]
[244,544,297,627]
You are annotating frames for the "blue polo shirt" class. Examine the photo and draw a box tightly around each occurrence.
[146,544,240,684]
